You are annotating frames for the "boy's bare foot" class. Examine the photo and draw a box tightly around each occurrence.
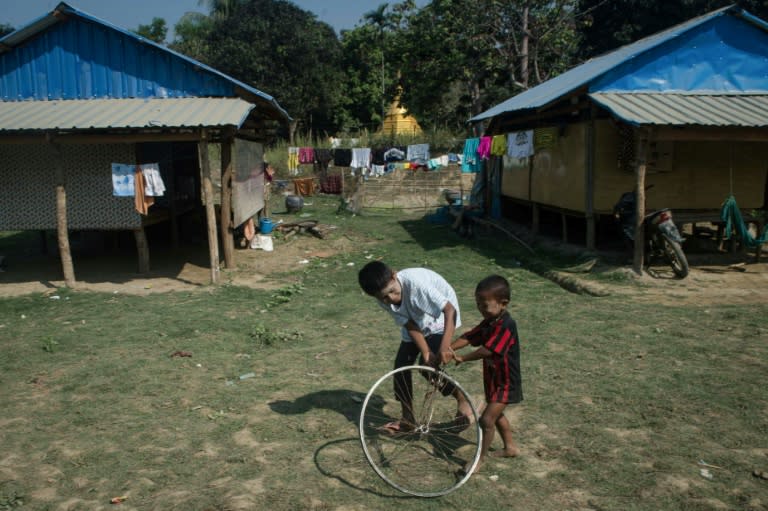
[379,420,414,435]
[490,446,520,458]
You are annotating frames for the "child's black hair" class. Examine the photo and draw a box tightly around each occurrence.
[358,261,394,296]
[475,274,510,302]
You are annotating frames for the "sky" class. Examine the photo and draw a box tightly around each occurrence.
[0,0,424,39]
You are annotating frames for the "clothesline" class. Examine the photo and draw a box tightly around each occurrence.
[286,128,553,176]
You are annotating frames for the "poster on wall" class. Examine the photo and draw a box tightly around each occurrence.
[232,139,265,227]
[111,163,135,196]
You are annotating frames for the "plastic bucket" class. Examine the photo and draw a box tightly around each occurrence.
[258,217,274,234]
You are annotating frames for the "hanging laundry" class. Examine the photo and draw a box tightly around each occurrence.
[383,147,406,162]
[332,148,352,167]
[406,143,430,162]
[141,163,166,196]
[507,130,534,158]
[134,166,154,215]
[491,135,507,156]
[371,147,387,165]
[288,147,299,174]
[320,174,342,194]
[242,217,256,241]
[350,147,372,169]
[371,164,387,176]
[462,138,481,173]
[314,148,333,165]
[534,127,558,150]
[298,147,315,164]
[293,177,315,197]
[477,136,492,160]
[111,163,135,196]
[313,148,333,178]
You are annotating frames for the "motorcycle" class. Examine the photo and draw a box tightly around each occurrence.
[613,186,690,278]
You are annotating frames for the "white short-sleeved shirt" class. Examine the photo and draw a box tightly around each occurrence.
[378,268,461,342]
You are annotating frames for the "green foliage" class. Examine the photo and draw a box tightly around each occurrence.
[575,0,768,59]
[0,23,14,38]
[170,12,213,60]
[265,283,305,308]
[41,337,59,353]
[247,323,303,346]
[176,0,346,136]
[134,17,168,43]
[389,0,581,128]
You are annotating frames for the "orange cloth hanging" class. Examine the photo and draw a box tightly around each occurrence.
[134,165,154,215]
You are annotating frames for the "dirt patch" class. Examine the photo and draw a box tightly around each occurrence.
[0,227,360,297]
[594,253,768,305]
[2,224,765,306]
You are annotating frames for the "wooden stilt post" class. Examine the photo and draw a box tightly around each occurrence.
[561,212,568,243]
[134,228,150,273]
[198,129,220,284]
[633,129,649,276]
[49,138,76,287]
[220,138,235,269]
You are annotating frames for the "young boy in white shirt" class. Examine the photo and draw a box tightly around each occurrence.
[358,261,473,431]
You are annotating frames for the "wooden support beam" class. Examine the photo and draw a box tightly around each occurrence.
[633,129,649,276]
[220,139,235,269]
[50,140,76,287]
[561,212,568,243]
[199,129,220,284]
[134,228,150,273]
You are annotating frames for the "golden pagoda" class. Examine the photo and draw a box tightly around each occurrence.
[378,86,422,136]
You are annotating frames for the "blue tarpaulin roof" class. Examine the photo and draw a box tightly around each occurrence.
[471,5,768,126]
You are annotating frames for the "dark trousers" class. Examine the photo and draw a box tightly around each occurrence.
[393,334,456,405]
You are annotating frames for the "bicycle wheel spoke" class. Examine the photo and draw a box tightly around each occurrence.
[359,365,482,497]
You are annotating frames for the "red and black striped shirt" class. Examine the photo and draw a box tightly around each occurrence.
[463,311,522,404]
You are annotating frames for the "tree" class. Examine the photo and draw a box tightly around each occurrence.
[135,17,168,44]
[391,0,580,130]
[338,2,416,133]
[576,0,768,59]
[171,12,213,61]
[175,0,346,140]
[0,23,14,38]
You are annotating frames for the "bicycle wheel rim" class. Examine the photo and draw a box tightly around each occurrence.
[359,365,482,497]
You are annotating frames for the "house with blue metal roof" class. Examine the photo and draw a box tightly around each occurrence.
[0,2,291,285]
[471,5,767,257]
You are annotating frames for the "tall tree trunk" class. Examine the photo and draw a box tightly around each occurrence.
[520,4,530,89]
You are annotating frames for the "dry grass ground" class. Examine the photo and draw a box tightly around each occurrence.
[1,195,766,510]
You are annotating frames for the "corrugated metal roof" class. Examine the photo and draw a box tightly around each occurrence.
[470,5,766,122]
[0,97,255,132]
[588,93,768,127]
[0,2,291,123]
